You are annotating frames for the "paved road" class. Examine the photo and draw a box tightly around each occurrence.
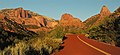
[54,34,120,55]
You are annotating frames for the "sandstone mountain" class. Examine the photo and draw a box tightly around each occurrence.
[0,7,58,32]
[84,5,111,28]
[60,13,84,28]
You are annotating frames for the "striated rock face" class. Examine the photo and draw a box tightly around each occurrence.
[15,7,31,18]
[60,13,84,28]
[0,7,58,29]
[46,21,58,27]
[34,16,58,28]
[0,7,32,18]
[14,8,53,27]
[34,16,46,27]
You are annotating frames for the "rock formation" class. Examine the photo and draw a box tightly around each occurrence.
[34,16,46,27]
[60,13,74,21]
[100,5,111,16]
[46,21,58,27]
[0,14,5,19]
[14,7,31,18]
[0,7,59,29]
[0,7,32,18]
[60,13,84,28]
[94,5,111,25]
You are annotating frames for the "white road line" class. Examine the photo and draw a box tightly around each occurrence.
[77,36,111,55]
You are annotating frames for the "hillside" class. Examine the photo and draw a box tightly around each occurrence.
[0,8,62,55]
[87,6,120,47]
[84,5,111,28]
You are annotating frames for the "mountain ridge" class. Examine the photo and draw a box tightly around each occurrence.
[0,6,116,31]
[0,7,59,32]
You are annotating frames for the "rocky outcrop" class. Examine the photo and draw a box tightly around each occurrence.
[14,7,31,18]
[60,13,74,21]
[34,16,46,27]
[100,5,111,16]
[0,14,5,19]
[60,13,84,28]
[46,21,58,27]
[0,7,32,18]
[94,6,111,26]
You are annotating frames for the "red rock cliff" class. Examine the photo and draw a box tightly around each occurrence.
[15,7,31,18]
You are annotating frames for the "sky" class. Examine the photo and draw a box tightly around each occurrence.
[0,0,120,21]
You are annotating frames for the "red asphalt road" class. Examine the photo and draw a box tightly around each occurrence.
[54,34,120,55]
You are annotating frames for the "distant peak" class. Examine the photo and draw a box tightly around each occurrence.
[100,5,111,16]
[101,5,110,12]
[61,13,74,20]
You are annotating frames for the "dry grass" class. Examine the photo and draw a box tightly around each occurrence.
[0,36,62,55]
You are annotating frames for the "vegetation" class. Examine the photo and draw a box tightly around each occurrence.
[0,18,85,55]
[0,18,64,55]
[0,34,62,55]
[87,14,120,46]
[0,8,85,55]
[85,15,99,27]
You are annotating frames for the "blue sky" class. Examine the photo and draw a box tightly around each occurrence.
[0,0,120,21]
